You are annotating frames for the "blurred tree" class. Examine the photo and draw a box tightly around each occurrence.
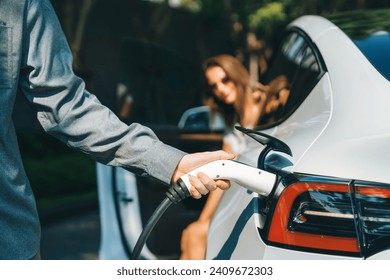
[51,0,390,67]
[172,0,389,80]
[246,2,288,82]
[48,0,390,121]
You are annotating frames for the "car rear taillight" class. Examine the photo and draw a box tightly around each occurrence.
[266,179,390,258]
[355,183,390,257]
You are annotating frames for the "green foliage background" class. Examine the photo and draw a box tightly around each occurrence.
[17,130,96,212]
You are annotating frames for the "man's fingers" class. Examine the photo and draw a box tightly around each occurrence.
[187,173,231,199]
[215,179,231,190]
[189,175,209,195]
[197,172,217,191]
[197,172,230,191]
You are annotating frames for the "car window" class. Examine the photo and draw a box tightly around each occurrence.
[354,32,390,82]
[260,31,325,128]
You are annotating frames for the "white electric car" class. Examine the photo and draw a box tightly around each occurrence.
[206,15,390,260]
[97,15,390,260]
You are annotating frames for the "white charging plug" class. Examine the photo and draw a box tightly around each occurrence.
[179,159,276,196]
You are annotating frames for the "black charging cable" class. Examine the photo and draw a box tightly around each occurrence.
[130,179,191,260]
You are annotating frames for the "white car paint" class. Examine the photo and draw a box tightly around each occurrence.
[206,15,390,260]
[290,16,390,184]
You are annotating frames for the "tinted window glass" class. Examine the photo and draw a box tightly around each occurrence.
[182,111,210,130]
[260,31,323,127]
[354,33,390,81]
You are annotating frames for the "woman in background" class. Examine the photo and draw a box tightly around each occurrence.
[180,54,289,259]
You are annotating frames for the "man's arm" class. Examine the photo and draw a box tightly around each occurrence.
[19,0,184,183]
[19,0,234,195]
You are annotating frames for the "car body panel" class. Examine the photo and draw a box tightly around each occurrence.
[289,16,390,184]
[271,73,332,166]
[206,15,390,260]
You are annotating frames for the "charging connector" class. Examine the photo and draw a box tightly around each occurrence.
[165,179,192,204]
[130,159,277,260]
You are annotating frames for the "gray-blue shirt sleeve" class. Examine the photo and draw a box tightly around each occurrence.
[19,0,185,184]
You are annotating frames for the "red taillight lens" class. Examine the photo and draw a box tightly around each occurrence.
[267,180,390,257]
[355,184,390,257]
[268,182,360,254]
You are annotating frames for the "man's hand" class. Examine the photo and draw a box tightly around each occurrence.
[172,150,235,199]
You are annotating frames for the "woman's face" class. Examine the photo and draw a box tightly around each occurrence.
[205,66,238,105]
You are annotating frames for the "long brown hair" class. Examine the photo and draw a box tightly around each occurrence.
[202,55,252,127]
